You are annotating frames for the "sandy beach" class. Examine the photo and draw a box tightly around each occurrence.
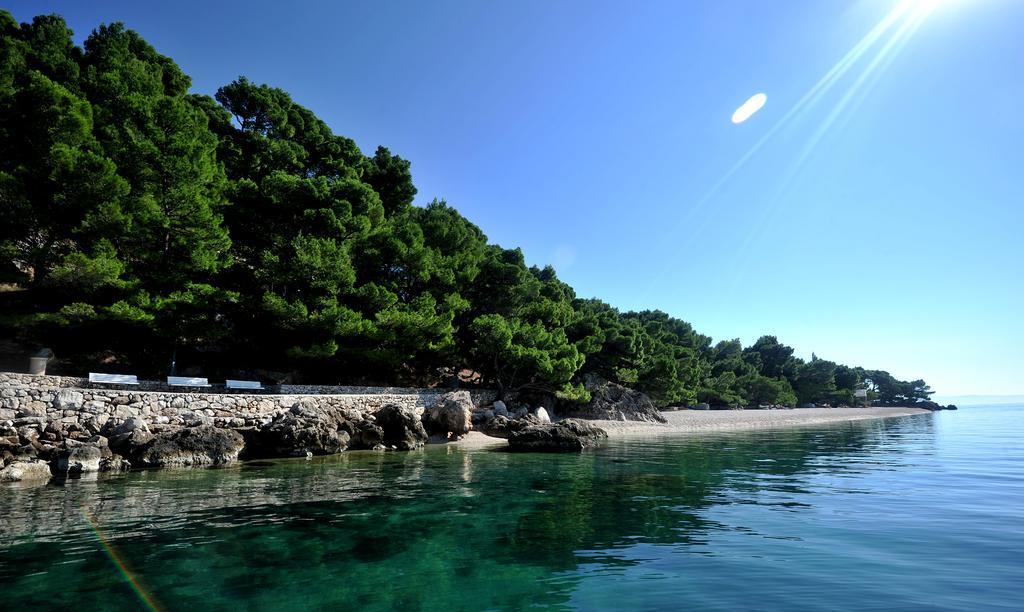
[455,407,930,447]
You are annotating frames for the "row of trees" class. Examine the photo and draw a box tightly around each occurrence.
[0,13,934,407]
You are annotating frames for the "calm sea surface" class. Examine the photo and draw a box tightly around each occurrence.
[2,405,1022,611]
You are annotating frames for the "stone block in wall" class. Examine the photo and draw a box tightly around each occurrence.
[25,400,47,415]
[82,400,106,413]
[53,389,84,410]
[113,406,138,419]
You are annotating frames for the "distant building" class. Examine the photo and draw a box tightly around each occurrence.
[854,388,869,407]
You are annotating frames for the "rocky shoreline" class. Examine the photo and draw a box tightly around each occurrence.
[1,372,620,483]
[1,371,940,484]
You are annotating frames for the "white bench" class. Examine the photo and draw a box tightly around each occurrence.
[89,372,139,386]
[225,379,263,391]
[167,376,211,388]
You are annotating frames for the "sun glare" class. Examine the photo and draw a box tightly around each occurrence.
[731,93,768,124]
[729,93,770,124]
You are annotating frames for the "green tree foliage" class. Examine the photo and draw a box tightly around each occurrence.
[742,335,801,380]
[461,249,582,394]
[790,355,837,405]
[742,374,798,407]
[0,69,128,286]
[863,370,933,406]
[0,12,937,404]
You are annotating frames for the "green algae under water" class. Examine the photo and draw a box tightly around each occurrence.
[2,406,1023,611]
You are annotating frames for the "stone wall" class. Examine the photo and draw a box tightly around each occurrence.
[0,372,495,433]
[4,372,492,398]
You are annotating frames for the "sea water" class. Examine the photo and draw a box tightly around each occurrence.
[1,405,1021,611]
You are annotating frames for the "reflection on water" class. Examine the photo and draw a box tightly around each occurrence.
[2,409,1022,611]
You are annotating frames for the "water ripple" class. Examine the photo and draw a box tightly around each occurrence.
[1,407,1022,611]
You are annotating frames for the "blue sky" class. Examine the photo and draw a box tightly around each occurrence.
[8,0,1023,396]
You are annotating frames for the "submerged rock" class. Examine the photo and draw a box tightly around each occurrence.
[0,459,52,482]
[562,374,667,424]
[375,404,428,450]
[423,391,474,440]
[507,419,608,452]
[136,426,245,467]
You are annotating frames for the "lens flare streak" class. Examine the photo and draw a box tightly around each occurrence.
[82,506,163,612]
[726,0,940,292]
[642,0,941,298]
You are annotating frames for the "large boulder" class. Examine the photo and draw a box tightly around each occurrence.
[338,408,387,449]
[56,445,102,474]
[260,403,351,456]
[345,419,385,450]
[423,391,474,440]
[0,459,52,482]
[478,413,543,439]
[107,417,154,458]
[136,426,245,467]
[508,419,607,452]
[562,374,667,423]
[374,404,428,450]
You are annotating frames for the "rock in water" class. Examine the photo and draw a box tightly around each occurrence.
[478,414,544,439]
[137,426,245,467]
[344,419,385,450]
[56,445,102,474]
[508,419,608,452]
[107,417,154,459]
[260,403,351,456]
[99,455,131,472]
[423,391,474,440]
[0,459,52,482]
[375,404,428,450]
[562,374,667,423]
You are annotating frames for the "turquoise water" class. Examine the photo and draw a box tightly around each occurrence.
[2,406,1022,611]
